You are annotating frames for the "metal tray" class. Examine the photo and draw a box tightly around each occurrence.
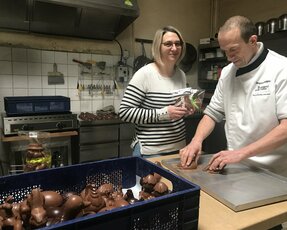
[162,154,287,212]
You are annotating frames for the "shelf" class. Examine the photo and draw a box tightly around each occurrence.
[258,30,287,41]
[198,40,220,49]
[199,57,227,62]
[2,131,78,142]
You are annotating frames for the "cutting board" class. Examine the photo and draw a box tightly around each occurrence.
[162,154,287,211]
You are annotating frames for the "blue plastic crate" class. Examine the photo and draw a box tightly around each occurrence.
[0,157,200,230]
[4,96,70,116]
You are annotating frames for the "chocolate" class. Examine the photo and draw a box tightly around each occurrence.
[177,160,198,170]
[124,189,139,204]
[0,171,171,229]
[140,174,157,193]
[25,143,51,172]
[42,191,63,208]
[152,182,169,197]
[97,183,114,197]
[202,164,226,174]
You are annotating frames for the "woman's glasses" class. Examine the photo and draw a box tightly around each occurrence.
[161,41,182,48]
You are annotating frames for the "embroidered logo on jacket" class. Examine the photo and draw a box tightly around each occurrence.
[253,80,271,96]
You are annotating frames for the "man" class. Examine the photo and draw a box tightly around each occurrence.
[180,15,287,173]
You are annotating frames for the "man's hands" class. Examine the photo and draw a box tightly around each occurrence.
[179,139,202,167]
[180,143,245,170]
[207,150,245,170]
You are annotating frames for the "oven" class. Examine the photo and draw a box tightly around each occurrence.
[0,96,79,175]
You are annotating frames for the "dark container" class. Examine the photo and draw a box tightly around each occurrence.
[0,157,200,230]
[4,96,70,116]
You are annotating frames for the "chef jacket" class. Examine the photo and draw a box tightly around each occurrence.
[204,42,287,176]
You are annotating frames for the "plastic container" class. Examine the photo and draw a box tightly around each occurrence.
[0,157,200,230]
[4,96,70,116]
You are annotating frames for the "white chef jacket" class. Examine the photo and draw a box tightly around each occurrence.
[204,42,287,176]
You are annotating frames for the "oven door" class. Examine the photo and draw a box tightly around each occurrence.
[8,137,71,175]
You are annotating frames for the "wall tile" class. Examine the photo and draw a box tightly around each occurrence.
[113,99,121,113]
[28,76,42,88]
[0,101,4,113]
[67,64,78,77]
[80,100,92,112]
[68,89,80,100]
[55,51,67,64]
[43,88,56,95]
[42,76,55,88]
[71,100,80,113]
[0,75,13,88]
[0,46,125,114]
[0,61,12,74]
[14,88,28,96]
[103,99,114,108]
[57,64,68,76]
[12,48,27,61]
[68,52,80,64]
[79,53,92,62]
[68,76,78,89]
[56,88,68,96]
[12,62,28,75]
[91,54,103,62]
[42,63,53,76]
[42,50,55,63]
[13,75,28,88]
[0,47,11,61]
[92,100,103,112]
[27,49,42,63]
[55,76,68,89]
[102,54,115,66]
[0,88,13,99]
[28,63,42,76]
[28,88,42,96]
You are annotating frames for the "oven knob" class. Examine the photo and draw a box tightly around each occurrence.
[56,122,65,129]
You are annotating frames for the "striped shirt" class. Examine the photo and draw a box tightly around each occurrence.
[119,63,187,155]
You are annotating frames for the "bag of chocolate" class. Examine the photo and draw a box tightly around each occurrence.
[173,87,205,112]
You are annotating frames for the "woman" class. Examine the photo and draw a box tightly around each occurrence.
[119,26,193,157]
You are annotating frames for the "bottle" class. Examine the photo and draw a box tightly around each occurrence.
[51,151,64,168]
[213,65,218,80]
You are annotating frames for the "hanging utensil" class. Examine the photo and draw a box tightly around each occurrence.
[48,63,64,85]
[72,58,92,69]
[133,41,152,73]
[179,43,197,73]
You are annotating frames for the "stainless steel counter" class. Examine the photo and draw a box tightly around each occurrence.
[162,155,287,212]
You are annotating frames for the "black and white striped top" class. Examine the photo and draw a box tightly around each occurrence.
[119,63,187,155]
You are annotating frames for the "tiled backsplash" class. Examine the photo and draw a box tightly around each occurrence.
[0,46,130,115]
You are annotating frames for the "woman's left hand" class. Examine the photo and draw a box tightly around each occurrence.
[167,105,192,120]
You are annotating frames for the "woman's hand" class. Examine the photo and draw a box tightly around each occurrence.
[167,105,193,120]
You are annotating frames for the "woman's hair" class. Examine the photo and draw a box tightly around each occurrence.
[219,15,257,43]
[151,25,186,65]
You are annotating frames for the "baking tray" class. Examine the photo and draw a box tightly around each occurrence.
[161,154,287,212]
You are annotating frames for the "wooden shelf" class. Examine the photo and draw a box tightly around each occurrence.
[1,131,78,142]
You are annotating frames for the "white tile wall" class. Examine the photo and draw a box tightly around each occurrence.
[0,46,129,116]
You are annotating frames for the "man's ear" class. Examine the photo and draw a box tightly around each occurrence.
[249,35,257,45]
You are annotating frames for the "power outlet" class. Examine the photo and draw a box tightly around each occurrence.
[117,65,129,82]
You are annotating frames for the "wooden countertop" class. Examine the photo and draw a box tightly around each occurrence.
[1,130,78,142]
[148,154,287,230]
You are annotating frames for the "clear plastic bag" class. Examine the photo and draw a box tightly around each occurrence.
[18,131,52,172]
[173,87,205,112]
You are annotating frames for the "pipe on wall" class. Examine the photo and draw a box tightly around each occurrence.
[210,0,219,38]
